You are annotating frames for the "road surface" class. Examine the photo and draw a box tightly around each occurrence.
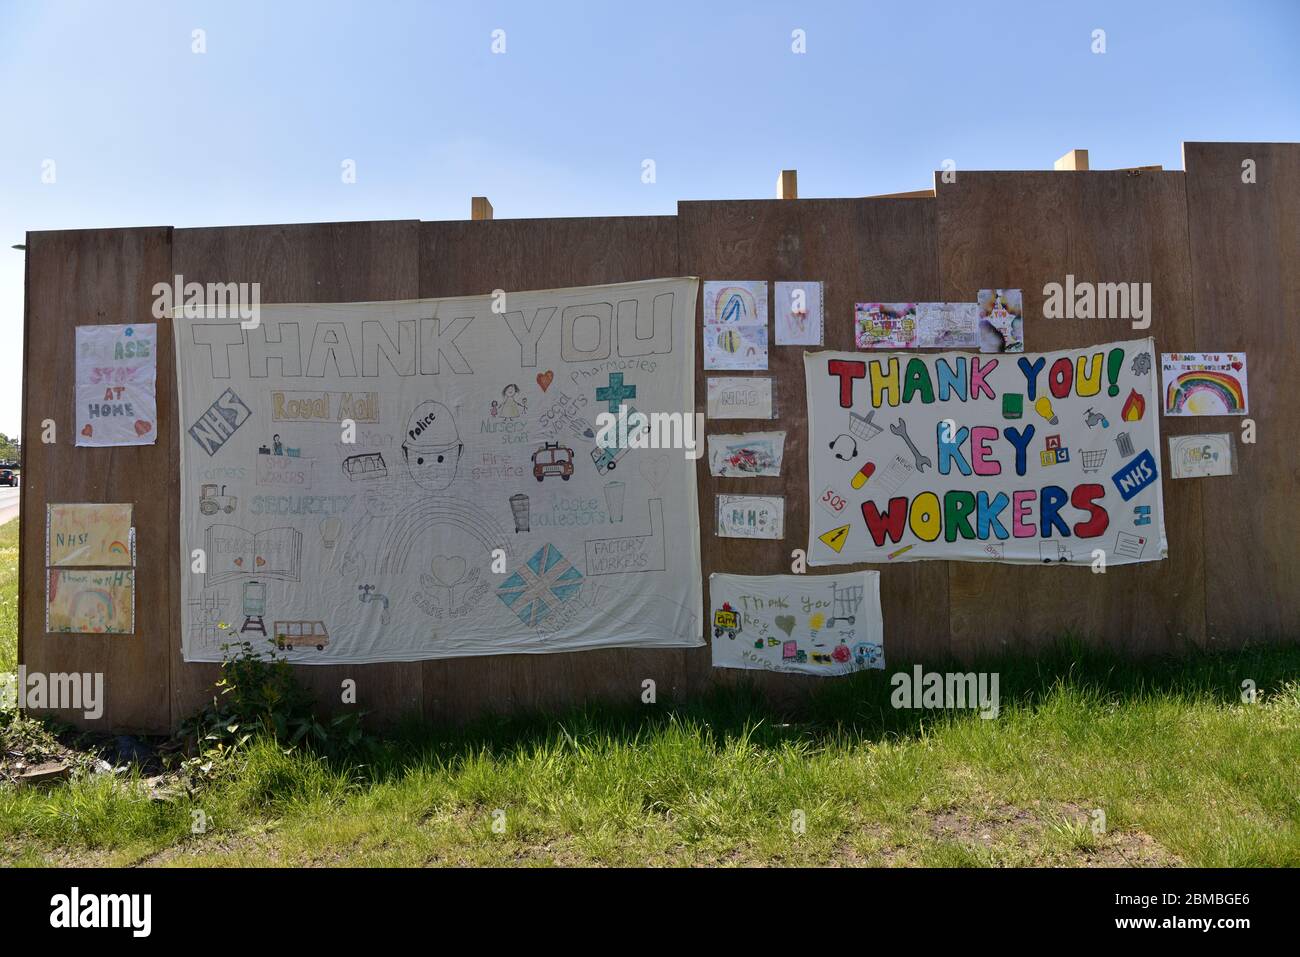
[0,485,19,525]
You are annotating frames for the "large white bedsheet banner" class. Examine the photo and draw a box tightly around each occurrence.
[806,337,1168,567]
[176,278,703,663]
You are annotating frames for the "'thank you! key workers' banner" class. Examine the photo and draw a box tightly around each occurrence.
[175,278,703,663]
[806,337,1167,567]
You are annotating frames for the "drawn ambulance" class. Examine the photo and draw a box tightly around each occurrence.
[589,404,651,475]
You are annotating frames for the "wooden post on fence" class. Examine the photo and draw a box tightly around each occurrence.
[471,196,494,220]
[776,169,798,199]
[1054,149,1089,171]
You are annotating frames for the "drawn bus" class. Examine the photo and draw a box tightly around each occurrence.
[274,619,330,651]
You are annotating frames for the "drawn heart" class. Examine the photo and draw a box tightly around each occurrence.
[775,615,796,636]
[233,557,244,567]
[81,424,93,437]
[1231,361,1243,371]
[255,556,266,567]
[430,555,467,588]
[639,455,669,489]
[537,370,554,392]
[134,419,152,436]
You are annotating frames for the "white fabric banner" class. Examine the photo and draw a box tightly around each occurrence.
[806,337,1167,567]
[176,278,703,663]
[709,572,883,676]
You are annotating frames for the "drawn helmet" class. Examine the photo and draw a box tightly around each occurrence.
[402,400,462,491]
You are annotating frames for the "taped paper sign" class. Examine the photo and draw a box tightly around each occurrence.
[1169,434,1235,478]
[707,432,785,477]
[46,503,135,567]
[774,281,823,345]
[75,323,158,446]
[716,494,784,539]
[977,289,1024,353]
[703,281,768,370]
[916,302,979,348]
[709,572,883,676]
[47,569,135,634]
[1160,353,1248,416]
[175,278,703,663]
[856,303,917,349]
[805,337,1167,566]
[706,377,775,419]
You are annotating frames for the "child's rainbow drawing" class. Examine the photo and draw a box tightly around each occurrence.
[1160,353,1248,416]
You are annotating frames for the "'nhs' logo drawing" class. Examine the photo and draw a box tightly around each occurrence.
[1110,448,1158,501]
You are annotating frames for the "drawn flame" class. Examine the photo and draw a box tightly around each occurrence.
[1122,389,1145,422]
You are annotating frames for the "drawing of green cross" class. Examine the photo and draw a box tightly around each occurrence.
[596,372,637,413]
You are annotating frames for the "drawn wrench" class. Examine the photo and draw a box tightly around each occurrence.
[889,417,931,472]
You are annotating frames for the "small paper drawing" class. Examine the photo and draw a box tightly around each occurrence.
[977,289,1024,353]
[774,281,824,345]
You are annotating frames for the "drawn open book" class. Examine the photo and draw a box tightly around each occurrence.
[204,524,303,586]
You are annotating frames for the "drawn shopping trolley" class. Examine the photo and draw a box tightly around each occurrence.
[1080,448,1108,473]
[848,410,882,444]
[826,581,864,626]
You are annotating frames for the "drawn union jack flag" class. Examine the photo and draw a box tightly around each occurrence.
[496,543,584,626]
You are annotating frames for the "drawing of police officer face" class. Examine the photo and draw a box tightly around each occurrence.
[402,400,462,491]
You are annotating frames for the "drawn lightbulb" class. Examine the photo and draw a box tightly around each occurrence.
[1034,396,1059,425]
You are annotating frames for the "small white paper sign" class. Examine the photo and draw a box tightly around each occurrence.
[1169,434,1235,478]
[716,494,785,539]
[75,323,158,447]
[706,377,775,419]
[774,281,824,345]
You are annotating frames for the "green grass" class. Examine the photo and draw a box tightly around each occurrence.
[1,512,1297,866]
[1,643,1297,867]
[0,517,17,674]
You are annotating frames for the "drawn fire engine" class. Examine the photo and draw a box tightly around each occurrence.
[532,442,575,481]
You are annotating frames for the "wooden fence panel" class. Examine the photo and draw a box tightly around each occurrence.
[169,220,423,727]
[20,227,174,731]
[418,215,687,720]
[677,197,949,691]
[935,171,1206,658]
[1184,142,1300,642]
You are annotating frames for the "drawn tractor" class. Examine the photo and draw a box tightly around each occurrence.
[199,484,237,516]
[713,603,741,640]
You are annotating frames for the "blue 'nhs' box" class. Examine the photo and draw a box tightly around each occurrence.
[1111,449,1158,501]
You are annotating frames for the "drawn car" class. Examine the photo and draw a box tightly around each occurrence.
[532,442,574,481]
[712,604,741,639]
[274,620,330,651]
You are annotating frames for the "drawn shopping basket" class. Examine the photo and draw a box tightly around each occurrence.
[848,410,882,444]
[1080,449,1108,473]
[827,581,864,626]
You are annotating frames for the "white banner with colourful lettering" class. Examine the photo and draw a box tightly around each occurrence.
[176,279,703,662]
[806,337,1167,567]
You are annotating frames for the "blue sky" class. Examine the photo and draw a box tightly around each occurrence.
[2,0,1298,439]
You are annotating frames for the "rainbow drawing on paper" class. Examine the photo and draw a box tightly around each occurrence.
[1160,353,1249,416]
[46,568,135,634]
[1165,370,1246,415]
